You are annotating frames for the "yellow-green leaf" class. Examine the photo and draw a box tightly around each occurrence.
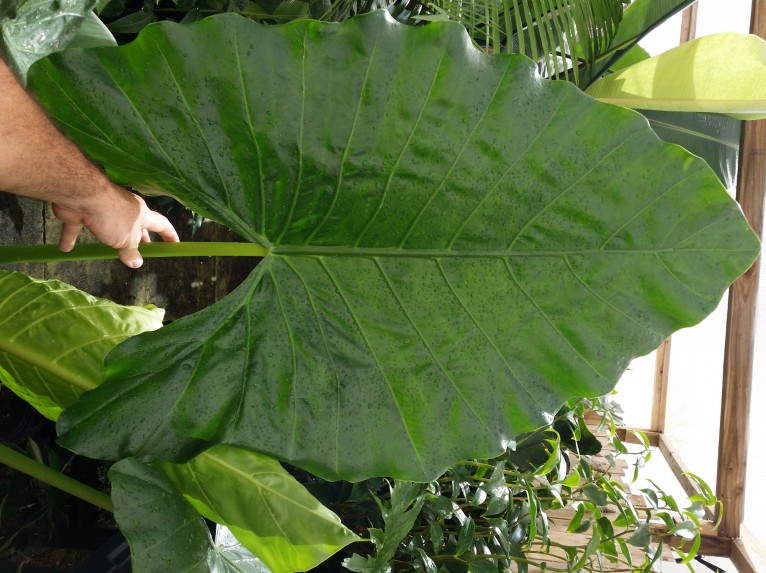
[586,33,766,119]
[0,271,163,420]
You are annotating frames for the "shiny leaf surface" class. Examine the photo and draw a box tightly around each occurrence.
[0,0,114,80]
[30,13,759,481]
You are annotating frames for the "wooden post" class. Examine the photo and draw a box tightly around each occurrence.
[679,2,699,43]
[650,338,671,433]
[716,0,766,540]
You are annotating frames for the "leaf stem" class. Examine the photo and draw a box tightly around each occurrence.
[0,443,113,512]
[0,242,269,264]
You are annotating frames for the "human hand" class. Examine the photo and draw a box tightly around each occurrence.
[53,184,179,268]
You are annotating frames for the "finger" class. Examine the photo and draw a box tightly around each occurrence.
[118,245,143,269]
[144,211,180,243]
[58,222,83,252]
[141,229,151,243]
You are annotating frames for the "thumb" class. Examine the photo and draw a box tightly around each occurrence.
[117,245,143,268]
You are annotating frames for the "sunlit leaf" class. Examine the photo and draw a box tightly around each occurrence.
[0,270,163,420]
[587,33,766,119]
[211,526,273,573]
[426,0,623,86]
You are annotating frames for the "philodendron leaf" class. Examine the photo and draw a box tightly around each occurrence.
[33,13,759,481]
[587,33,766,119]
[0,0,114,81]
[0,270,163,420]
[161,445,360,572]
[110,457,273,573]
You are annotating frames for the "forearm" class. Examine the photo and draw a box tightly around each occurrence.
[0,58,110,210]
[0,57,179,267]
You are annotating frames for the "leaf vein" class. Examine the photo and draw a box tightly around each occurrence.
[505,260,610,383]
[280,257,343,474]
[305,37,380,244]
[654,253,707,298]
[399,56,515,248]
[447,89,569,248]
[374,259,492,434]
[600,170,700,249]
[233,24,268,237]
[507,124,642,251]
[154,40,234,213]
[353,47,448,247]
[274,30,308,244]
[99,60,193,194]
[267,266,300,459]
[436,259,548,413]
[318,258,427,474]
[563,256,654,334]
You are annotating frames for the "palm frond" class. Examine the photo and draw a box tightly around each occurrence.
[308,0,624,87]
[417,0,624,86]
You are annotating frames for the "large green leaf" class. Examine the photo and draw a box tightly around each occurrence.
[0,270,163,420]
[110,457,273,573]
[586,33,766,119]
[161,445,360,572]
[32,13,759,481]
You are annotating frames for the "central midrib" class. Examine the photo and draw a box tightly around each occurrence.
[269,245,749,258]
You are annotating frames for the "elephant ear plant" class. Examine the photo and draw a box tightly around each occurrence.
[0,9,760,571]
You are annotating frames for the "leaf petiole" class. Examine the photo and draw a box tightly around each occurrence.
[0,242,269,264]
[0,443,113,512]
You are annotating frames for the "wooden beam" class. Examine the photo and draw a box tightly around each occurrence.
[650,338,671,434]
[679,3,699,44]
[696,533,731,557]
[730,537,764,573]
[616,427,660,447]
[717,0,766,540]
[650,523,730,557]
[659,435,715,521]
